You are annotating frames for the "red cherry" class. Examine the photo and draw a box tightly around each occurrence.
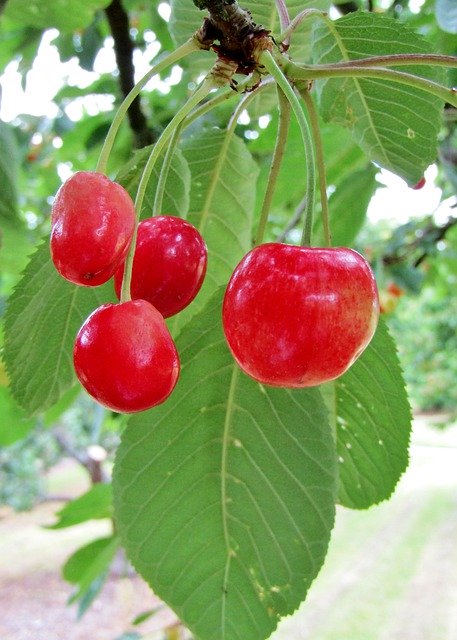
[386,282,404,298]
[222,244,379,387]
[73,300,180,413]
[411,177,426,190]
[114,216,207,318]
[50,171,136,286]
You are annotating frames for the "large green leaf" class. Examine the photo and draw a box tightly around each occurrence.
[113,289,336,640]
[173,127,258,327]
[3,0,111,31]
[116,145,190,219]
[3,241,116,415]
[312,12,444,185]
[0,122,19,225]
[329,318,412,509]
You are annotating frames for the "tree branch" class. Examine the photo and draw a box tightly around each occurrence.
[104,0,154,147]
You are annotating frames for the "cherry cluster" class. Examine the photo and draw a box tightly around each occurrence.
[50,171,207,413]
[50,171,379,414]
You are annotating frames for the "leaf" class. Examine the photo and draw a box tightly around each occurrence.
[63,535,119,615]
[173,127,258,328]
[116,146,190,219]
[47,484,113,529]
[113,288,336,640]
[0,122,19,225]
[315,164,378,247]
[3,241,116,415]
[436,0,457,34]
[330,318,412,509]
[0,384,35,446]
[3,0,112,32]
[312,12,445,185]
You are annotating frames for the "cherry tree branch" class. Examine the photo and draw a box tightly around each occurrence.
[104,0,154,147]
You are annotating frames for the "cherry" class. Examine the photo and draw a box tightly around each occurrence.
[73,299,180,413]
[412,176,426,190]
[50,171,136,286]
[222,244,379,387]
[114,216,207,318]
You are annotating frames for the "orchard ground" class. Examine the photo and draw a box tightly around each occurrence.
[1,414,456,640]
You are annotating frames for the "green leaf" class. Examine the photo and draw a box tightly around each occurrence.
[436,0,457,34]
[3,241,116,415]
[0,384,35,446]
[312,12,444,185]
[63,535,119,614]
[3,0,111,32]
[116,145,190,219]
[173,128,258,328]
[330,318,412,509]
[0,122,19,225]
[113,288,336,640]
[47,484,113,529]
[315,165,378,247]
[42,385,81,427]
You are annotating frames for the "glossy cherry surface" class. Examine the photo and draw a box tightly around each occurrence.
[114,216,207,318]
[73,300,180,413]
[51,171,136,286]
[222,243,379,387]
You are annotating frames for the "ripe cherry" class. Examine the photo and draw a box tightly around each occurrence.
[412,177,426,190]
[222,244,379,387]
[73,299,180,413]
[51,171,136,286]
[114,216,207,318]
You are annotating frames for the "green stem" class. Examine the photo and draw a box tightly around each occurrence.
[96,37,199,175]
[152,124,182,217]
[260,50,316,246]
[120,78,216,303]
[254,86,291,246]
[274,51,457,108]
[279,8,327,44]
[308,53,457,70]
[184,75,269,127]
[300,88,331,247]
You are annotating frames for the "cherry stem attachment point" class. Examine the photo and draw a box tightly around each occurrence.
[260,50,316,246]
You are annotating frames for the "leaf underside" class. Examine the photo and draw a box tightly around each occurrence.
[312,12,445,185]
[334,319,412,509]
[113,289,337,640]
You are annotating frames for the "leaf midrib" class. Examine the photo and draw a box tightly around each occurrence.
[322,19,391,169]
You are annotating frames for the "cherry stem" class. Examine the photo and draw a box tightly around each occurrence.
[279,8,327,45]
[299,88,331,247]
[260,50,316,246]
[308,53,457,70]
[275,0,290,35]
[120,77,216,303]
[96,37,199,175]
[152,124,182,218]
[274,51,457,108]
[254,87,291,246]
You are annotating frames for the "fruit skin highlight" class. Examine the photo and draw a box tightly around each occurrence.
[222,243,379,387]
[50,171,136,286]
[114,216,207,318]
[73,299,180,413]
